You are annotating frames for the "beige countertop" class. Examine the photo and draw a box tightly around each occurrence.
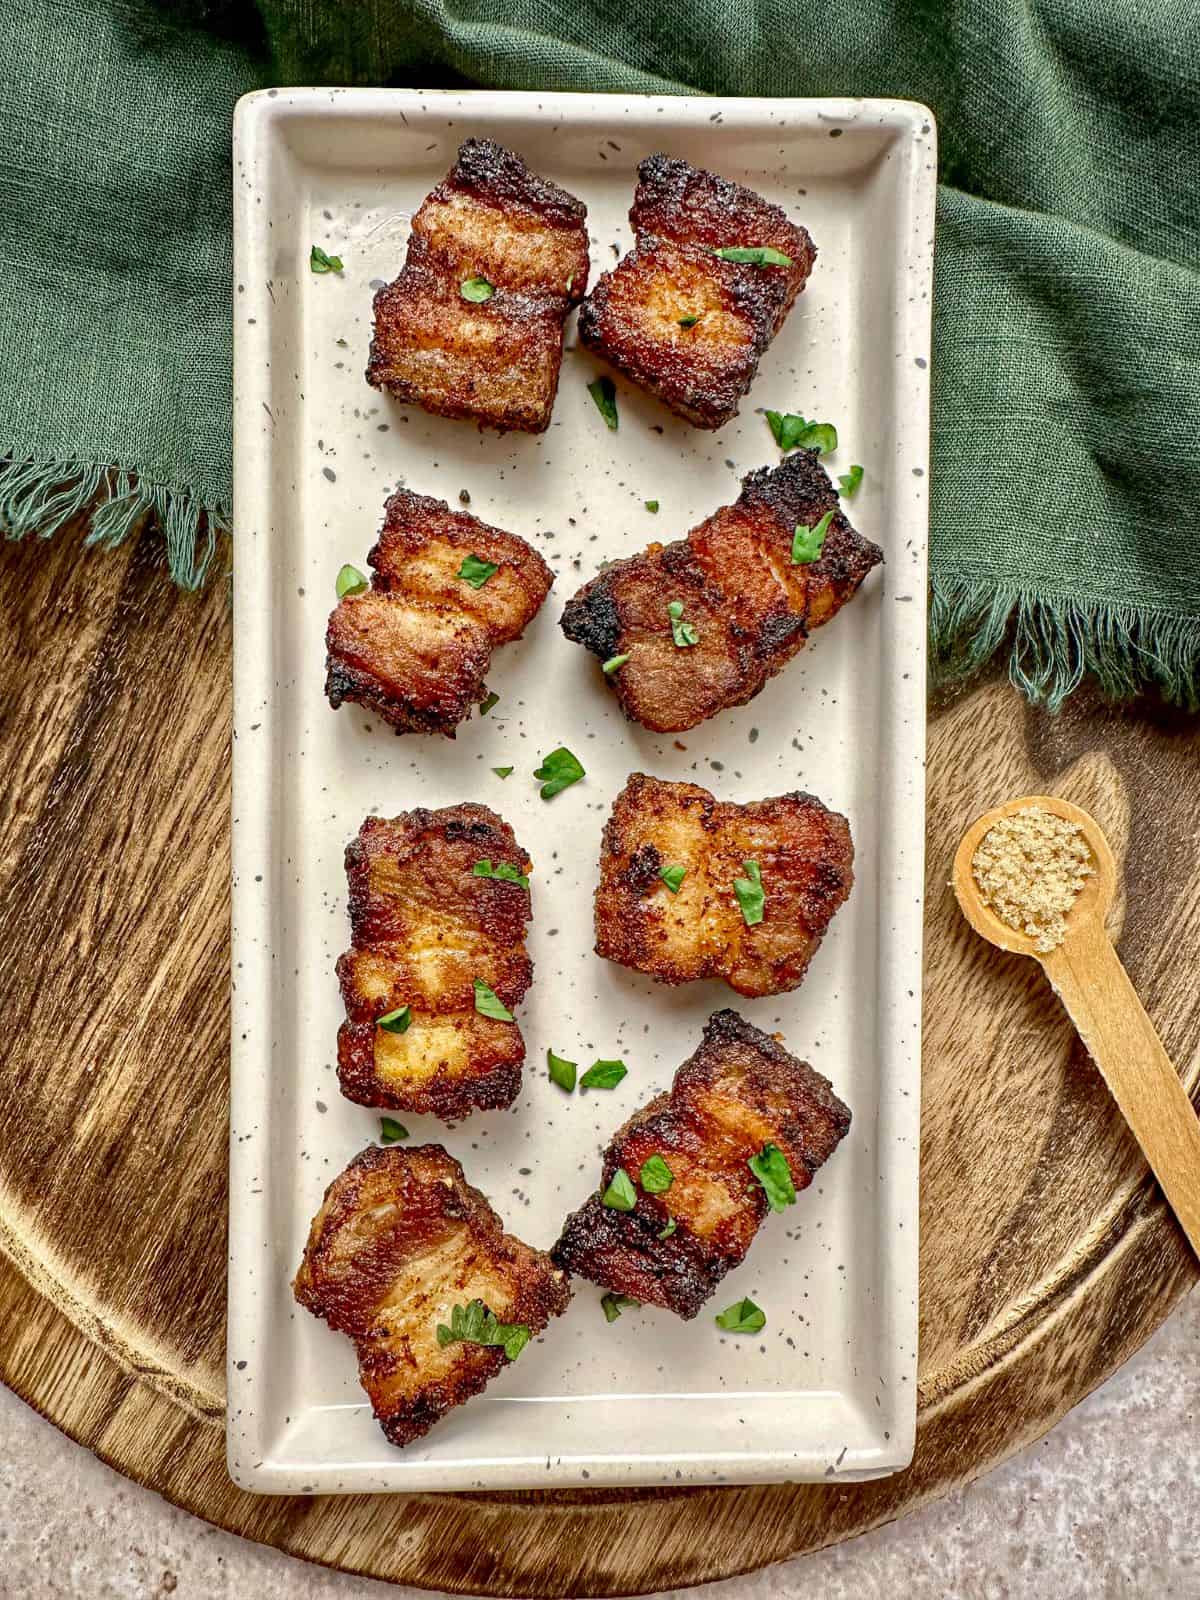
[1,1286,1195,1599]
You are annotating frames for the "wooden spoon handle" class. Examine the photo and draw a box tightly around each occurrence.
[1044,922,1200,1256]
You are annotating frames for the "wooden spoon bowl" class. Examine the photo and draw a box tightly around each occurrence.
[953,792,1200,1259]
[952,793,1116,956]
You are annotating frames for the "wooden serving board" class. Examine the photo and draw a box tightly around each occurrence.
[1,526,1197,1596]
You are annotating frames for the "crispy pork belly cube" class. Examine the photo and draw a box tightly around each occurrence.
[560,450,881,734]
[336,804,534,1117]
[593,773,853,998]
[578,154,815,428]
[551,1010,850,1317]
[367,138,590,432]
[295,1144,570,1446]
[326,488,553,737]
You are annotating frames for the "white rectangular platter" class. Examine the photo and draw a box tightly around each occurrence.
[229,88,933,1495]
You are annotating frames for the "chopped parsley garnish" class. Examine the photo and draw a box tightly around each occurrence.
[791,509,835,565]
[639,1154,673,1193]
[838,464,864,498]
[473,978,514,1022]
[678,314,701,328]
[601,1292,640,1322]
[588,375,619,430]
[715,1297,766,1334]
[733,859,765,925]
[600,1167,637,1210]
[379,1116,409,1143]
[335,563,368,599]
[310,245,344,274]
[764,411,838,456]
[533,746,585,799]
[580,1059,627,1090]
[659,863,687,894]
[667,599,699,648]
[457,553,499,589]
[479,690,500,716]
[377,1005,411,1034]
[436,1299,531,1361]
[645,500,659,513]
[493,766,514,778]
[748,1143,796,1212]
[547,1049,577,1093]
[713,245,792,267]
[658,1217,678,1239]
[460,276,495,302]
[472,858,530,890]
[602,653,630,675]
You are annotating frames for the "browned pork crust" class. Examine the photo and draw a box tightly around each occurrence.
[295,1144,570,1445]
[367,138,590,432]
[560,450,881,733]
[336,804,534,1116]
[326,488,553,737]
[578,154,815,429]
[551,1010,850,1317]
[593,772,853,998]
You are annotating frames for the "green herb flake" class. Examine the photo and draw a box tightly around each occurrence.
[581,1059,627,1090]
[460,276,495,303]
[435,1298,531,1362]
[659,863,687,894]
[678,314,701,328]
[733,859,765,926]
[600,1166,637,1210]
[602,653,630,675]
[588,375,619,430]
[639,1154,674,1194]
[645,499,659,513]
[473,978,514,1022]
[657,1217,678,1239]
[838,464,864,498]
[791,509,835,565]
[601,1292,640,1323]
[377,1005,412,1035]
[715,1296,767,1334]
[667,598,699,648]
[748,1142,797,1213]
[764,411,837,455]
[457,553,500,589]
[547,1049,577,1093]
[472,858,530,890]
[310,244,344,275]
[533,746,585,800]
[379,1116,409,1144]
[479,690,500,716]
[492,766,514,778]
[713,245,793,267]
[335,563,368,599]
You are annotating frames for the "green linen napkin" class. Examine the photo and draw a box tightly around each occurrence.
[2,0,1197,708]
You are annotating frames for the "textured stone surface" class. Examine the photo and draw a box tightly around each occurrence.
[0,1287,1196,1598]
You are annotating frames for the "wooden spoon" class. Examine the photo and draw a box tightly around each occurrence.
[953,793,1200,1259]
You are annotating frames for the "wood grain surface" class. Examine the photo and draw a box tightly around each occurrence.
[1,525,1197,1597]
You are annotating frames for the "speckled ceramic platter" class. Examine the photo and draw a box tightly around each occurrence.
[228,89,933,1495]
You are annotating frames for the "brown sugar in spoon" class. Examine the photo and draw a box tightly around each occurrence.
[953,793,1200,1259]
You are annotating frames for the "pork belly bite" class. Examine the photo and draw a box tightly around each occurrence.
[295,1144,570,1446]
[336,804,534,1117]
[578,154,815,429]
[326,488,552,736]
[551,1010,850,1318]
[560,450,881,733]
[367,139,589,432]
[594,773,853,998]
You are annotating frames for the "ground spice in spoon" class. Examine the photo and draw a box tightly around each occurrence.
[971,806,1094,953]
